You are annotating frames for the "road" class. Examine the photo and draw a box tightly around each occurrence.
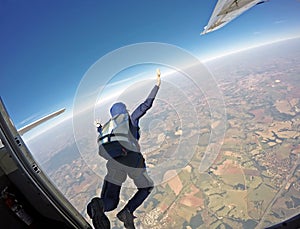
[255,154,300,229]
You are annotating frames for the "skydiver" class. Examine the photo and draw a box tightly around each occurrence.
[87,69,161,229]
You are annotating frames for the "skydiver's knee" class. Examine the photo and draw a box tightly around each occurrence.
[148,183,154,192]
[139,185,153,195]
[104,197,119,212]
[147,179,154,193]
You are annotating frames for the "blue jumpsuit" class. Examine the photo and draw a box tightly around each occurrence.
[99,85,159,213]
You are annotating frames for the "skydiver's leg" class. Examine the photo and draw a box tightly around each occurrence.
[100,180,122,212]
[101,159,127,211]
[122,153,154,213]
[125,169,154,213]
[115,152,153,228]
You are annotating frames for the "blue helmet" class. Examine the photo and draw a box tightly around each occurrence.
[110,102,127,117]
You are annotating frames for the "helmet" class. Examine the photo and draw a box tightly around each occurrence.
[110,102,127,117]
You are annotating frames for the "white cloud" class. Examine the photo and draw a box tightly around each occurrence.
[274,20,286,24]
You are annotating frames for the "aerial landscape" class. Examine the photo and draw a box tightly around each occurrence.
[27,37,300,228]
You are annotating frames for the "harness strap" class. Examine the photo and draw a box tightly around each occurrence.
[99,133,128,141]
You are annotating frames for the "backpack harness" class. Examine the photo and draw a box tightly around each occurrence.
[97,113,140,159]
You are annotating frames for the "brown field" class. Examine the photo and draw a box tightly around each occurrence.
[179,184,204,208]
[163,170,183,196]
[244,169,260,177]
[214,159,243,175]
[250,108,265,120]
[250,108,274,124]
[275,99,295,115]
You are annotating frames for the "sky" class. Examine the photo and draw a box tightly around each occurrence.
[1,0,300,140]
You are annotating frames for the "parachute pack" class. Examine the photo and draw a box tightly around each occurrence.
[97,113,139,159]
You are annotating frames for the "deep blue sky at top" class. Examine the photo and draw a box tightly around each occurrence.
[1,0,300,129]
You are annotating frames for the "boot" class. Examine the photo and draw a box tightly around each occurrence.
[87,197,110,229]
[116,208,136,229]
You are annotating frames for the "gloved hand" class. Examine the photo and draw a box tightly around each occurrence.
[156,68,161,87]
[94,119,102,128]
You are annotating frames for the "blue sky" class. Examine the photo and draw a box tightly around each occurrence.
[1,0,300,136]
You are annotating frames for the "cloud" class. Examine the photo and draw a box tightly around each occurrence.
[253,31,262,35]
[106,72,146,88]
[274,20,286,24]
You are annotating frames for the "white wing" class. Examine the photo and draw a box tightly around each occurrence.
[18,108,65,135]
[201,0,267,34]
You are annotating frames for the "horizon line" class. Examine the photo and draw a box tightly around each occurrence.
[202,35,300,63]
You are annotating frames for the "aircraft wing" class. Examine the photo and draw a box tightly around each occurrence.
[18,108,65,135]
[201,0,266,34]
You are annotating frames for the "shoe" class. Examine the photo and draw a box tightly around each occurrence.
[117,208,136,229]
[87,197,110,229]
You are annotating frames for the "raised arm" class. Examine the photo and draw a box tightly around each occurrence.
[130,69,161,126]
